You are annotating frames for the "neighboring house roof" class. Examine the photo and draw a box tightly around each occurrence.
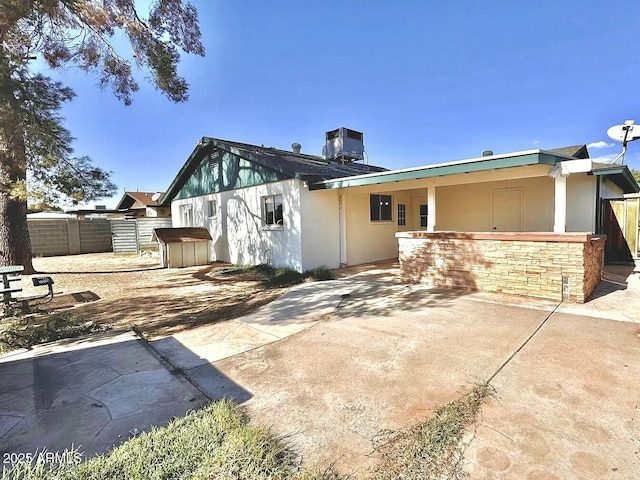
[152,227,212,244]
[310,146,640,194]
[27,211,77,219]
[162,138,387,204]
[117,191,164,210]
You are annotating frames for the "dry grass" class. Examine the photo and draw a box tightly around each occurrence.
[369,383,494,480]
[1,399,349,480]
[19,254,289,338]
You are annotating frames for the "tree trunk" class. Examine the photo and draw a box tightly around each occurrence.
[0,190,33,274]
[0,57,35,274]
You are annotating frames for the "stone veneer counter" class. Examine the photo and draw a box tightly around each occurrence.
[395,231,606,303]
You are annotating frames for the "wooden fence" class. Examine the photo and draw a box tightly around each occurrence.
[603,197,639,262]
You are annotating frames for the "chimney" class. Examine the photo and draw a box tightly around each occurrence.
[292,143,302,154]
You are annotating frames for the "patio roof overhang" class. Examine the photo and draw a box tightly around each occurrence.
[307,149,640,193]
[308,150,558,190]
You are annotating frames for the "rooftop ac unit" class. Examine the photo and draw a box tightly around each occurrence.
[324,127,364,162]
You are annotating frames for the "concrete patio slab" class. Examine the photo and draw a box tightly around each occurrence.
[0,331,211,462]
[466,312,640,479]
[211,290,554,474]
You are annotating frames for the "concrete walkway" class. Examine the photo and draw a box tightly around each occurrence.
[148,279,364,398]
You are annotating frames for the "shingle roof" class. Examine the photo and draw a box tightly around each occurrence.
[152,227,212,244]
[547,145,590,159]
[214,139,387,181]
[162,137,387,204]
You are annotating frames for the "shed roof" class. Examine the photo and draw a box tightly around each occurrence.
[162,138,387,205]
[152,227,212,244]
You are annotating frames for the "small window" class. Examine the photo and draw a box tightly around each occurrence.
[397,204,406,226]
[370,194,392,222]
[208,199,217,218]
[262,195,283,226]
[180,204,193,227]
[420,204,428,228]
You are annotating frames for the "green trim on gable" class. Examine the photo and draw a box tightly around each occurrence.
[174,149,289,200]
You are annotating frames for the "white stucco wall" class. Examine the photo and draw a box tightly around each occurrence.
[299,187,341,271]
[566,174,596,232]
[171,179,304,271]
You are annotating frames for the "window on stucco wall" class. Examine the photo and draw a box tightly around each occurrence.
[420,204,428,228]
[180,204,193,227]
[397,203,406,226]
[370,194,392,221]
[207,199,217,218]
[262,195,283,226]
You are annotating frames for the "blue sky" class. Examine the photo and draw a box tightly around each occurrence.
[40,1,640,207]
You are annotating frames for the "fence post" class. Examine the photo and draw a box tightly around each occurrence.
[66,219,81,255]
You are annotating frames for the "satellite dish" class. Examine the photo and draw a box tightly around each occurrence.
[605,120,640,164]
[607,121,640,144]
[151,192,161,201]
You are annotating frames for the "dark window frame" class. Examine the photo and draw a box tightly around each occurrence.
[420,204,428,228]
[370,194,393,222]
[262,194,284,227]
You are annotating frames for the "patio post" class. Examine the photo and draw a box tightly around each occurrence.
[427,185,436,232]
[554,174,567,233]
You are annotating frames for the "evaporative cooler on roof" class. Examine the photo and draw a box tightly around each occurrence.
[325,128,364,162]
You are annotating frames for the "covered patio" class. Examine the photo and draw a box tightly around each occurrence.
[309,146,639,302]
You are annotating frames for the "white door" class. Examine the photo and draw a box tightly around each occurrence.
[492,189,522,232]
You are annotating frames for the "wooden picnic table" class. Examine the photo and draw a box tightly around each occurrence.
[0,265,24,304]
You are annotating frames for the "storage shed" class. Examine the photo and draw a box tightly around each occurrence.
[152,227,212,268]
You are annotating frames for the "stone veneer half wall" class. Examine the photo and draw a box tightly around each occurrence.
[395,232,606,303]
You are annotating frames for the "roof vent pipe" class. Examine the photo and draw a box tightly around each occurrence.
[292,143,302,154]
[482,150,494,157]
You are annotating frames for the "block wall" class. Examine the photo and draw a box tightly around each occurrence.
[28,218,112,256]
[396,232,606,303]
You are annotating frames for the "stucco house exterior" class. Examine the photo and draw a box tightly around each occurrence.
[161,133,639,301]
[161,136,387,271]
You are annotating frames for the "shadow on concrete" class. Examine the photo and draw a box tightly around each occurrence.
[587,263,638,302]
[0,332,249,461]
[332,280,470,319]
[148,336,252,402]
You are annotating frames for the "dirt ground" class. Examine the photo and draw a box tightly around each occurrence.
[22,253,286,338]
